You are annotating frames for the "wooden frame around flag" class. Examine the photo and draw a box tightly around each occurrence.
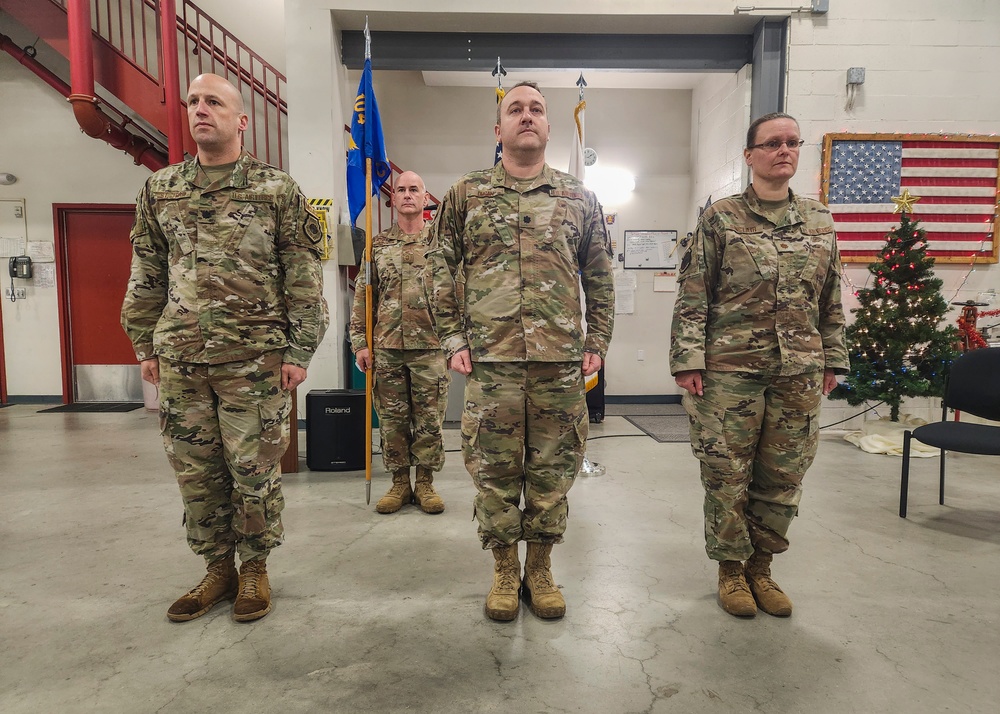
[820,132,1000,264]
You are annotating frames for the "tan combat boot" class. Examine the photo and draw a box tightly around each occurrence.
[233,559,272,622]
[485,545,521,621]
[166,556,238,622]
[412,466,445,514]
[522,542,566,619]
[745,551,793,617]
[375,468,413,514]
[718,560,757,618]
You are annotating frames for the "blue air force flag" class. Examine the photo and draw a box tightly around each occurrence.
[347,58,391,226]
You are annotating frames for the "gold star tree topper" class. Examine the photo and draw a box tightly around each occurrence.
[891,188,921,214]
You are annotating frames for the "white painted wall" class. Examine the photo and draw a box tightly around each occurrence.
[0,51,150,398]
[785,0,1000,426]
[689,65,752,230]
[584,88,692,397]
[284,3,349,400]
[351,71,694,396]
[192,0,287,74]
[787,0,1000,308]
[2,0,998,409]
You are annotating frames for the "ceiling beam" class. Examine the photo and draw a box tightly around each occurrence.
[750,18,788,118]
[341,31,753,73]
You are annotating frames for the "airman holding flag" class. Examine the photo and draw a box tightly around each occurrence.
[347,22,391,503]
[350,171,450,514]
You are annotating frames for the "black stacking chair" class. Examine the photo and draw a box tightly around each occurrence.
[899,347,1000,517]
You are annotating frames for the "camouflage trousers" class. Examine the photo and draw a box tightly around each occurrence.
[373,348,450,473]
[683,370,822,562]
[461,361,589,549]
[158,351,290,564]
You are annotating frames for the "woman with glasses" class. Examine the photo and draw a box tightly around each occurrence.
[669,112,849,619]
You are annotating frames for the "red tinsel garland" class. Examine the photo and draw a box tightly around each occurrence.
[957,308,1000,350]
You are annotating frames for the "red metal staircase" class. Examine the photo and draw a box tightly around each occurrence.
[0,0,287,168]
[1,0,430,214]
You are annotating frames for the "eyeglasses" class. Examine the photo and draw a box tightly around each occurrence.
[748,139,806,152]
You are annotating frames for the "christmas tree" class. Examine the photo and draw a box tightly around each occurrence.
[830,211,958,421]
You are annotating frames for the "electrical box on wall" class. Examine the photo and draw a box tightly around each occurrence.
[847,67,866,85]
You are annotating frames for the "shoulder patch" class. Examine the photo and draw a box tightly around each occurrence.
[680,249,692,274]
[304,213,323,244]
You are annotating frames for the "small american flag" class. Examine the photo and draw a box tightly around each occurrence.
[821,134,999,263]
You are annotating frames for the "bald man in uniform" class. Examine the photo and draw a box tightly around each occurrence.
[350,171,451,514]
[122,73,328,623]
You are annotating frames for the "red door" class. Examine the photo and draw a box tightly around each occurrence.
[56,205,137,402]
[52,204,299,472]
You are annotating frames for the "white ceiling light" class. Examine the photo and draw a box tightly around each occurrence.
[585,165,635,207]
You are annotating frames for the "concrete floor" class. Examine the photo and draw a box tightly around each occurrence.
[1,403,998,713]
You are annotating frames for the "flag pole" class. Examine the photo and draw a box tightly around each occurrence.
[364,157,373,504]
[492,57,506,164]
[363,17,374,505]
[572,71,604,477]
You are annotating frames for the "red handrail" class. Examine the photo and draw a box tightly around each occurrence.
[0,31,168,170]
[47,0,287,168]
[175,0,287,167]
[49,0,160,80]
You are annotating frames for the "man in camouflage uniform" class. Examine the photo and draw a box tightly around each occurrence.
[350,170,450,515]
[429,82,614,621]
[670,112,848,619]
[121,73,328,623]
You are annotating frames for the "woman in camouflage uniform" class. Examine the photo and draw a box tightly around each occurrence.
[670,112,848,618]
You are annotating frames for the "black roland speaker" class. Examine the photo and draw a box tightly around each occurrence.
[306,389,366,471]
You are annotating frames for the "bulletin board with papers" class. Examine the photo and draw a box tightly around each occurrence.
[622,230,678,269]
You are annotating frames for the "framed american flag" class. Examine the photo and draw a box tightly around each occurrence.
[820,133,1000,264]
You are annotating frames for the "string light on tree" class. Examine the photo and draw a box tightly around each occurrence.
[830,205,959,422]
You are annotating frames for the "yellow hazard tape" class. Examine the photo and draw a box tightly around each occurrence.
[308,199,333,260]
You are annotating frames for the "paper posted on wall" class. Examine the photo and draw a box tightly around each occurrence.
[615,268,636,314]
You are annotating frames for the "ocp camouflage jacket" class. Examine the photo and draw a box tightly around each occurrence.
[428,162,614,362]
[349,223,440,352]
[670,185,848,376]
[121,151,328,367]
